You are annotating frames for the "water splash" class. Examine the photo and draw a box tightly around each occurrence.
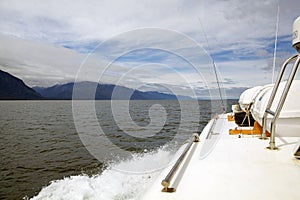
[30,146,180,200]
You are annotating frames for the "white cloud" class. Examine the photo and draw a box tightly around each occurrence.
[0,0,299,98]
[0,35,82,86]
[1,0,299,43]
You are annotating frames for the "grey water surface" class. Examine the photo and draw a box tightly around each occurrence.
[0,100,236,199]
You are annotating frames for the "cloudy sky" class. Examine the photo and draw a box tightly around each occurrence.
[0,0,299,98]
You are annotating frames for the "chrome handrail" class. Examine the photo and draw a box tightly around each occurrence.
[268,56,300,149]
[161,133,199,192]
[261,54,300,149]
[261,55,298,139]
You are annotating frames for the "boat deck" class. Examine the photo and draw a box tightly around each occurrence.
[141,114,300,200]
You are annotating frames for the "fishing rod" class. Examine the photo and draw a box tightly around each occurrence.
[272,4,280,84]
[198,17,226,113]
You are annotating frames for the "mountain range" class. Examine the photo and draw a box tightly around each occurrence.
[0,70,191,100]
[0,70,42,100]
[33,81,190,100]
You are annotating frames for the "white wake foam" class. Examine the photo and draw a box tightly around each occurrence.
[30,146,179,200]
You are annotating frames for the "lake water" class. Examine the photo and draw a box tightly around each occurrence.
[0,100,236,199]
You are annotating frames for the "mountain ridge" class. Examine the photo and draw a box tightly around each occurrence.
[0,70,191,100]
[0,70,42,100]
[0,70,240,100]
[33,81,192,100]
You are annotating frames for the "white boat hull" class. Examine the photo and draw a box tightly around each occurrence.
[140,114,300,200]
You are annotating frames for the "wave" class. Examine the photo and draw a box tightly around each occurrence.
[29,145,184,200]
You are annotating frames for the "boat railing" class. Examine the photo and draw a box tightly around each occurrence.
[161,133,199,192]
[261,54,300,149]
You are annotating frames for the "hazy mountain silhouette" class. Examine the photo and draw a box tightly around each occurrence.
[0,70,42,100]
[0,69,191,100]
[33,81,191,100]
